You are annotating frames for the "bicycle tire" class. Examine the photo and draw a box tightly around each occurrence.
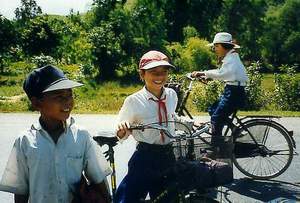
[242,118,296,148]
[232,120,293,180]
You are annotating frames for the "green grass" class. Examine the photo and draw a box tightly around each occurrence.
[262,74,275,92]
[0,86,24,97]
[1,72,300,116]
[73,81,142,113]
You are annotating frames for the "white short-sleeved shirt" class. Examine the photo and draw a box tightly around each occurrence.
[116,86,188,145]
[0,117,112,203]
[204,49,248,83]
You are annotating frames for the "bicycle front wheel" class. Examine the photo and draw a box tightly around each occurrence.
[232,120,293,180]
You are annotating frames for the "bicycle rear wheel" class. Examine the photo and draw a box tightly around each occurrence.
[232,120,293,180]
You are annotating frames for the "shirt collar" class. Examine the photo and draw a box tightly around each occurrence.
[142,86,166,100]
[31,117,75,131]
[222,49,236,63]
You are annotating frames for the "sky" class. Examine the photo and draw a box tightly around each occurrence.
[0,0,93,19]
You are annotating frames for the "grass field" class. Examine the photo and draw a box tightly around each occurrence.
[1,73,300,116]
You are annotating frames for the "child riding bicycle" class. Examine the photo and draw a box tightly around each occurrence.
[114,50,194,203]
[192,32,248,158]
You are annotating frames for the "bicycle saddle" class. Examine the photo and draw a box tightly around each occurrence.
[93,136,118,147]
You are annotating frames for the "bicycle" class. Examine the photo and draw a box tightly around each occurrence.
[165,72,297,180]
[93,73,297,201]
[93,121,233,202]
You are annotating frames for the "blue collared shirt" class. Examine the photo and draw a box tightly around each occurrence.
[0,117,111,203]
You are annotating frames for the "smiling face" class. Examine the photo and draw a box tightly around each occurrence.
[35,89,74,125]
[140,66,169,98]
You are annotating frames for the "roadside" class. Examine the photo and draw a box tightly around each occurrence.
[0,114,299,202]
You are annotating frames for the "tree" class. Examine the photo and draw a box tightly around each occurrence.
[0,15,17,54]
[21,16,60,57]
[215,0,267,61]
[261,0,300,68]
[90,0,126,25]
[15,0,42,23]
[162,0,222,42]
[88,6,136,81]
[130,0,167,51]
[0,15,18,72]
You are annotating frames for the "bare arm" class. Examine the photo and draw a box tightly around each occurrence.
[14,194,29,203]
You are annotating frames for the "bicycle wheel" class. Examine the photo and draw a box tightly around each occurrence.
[232,120,293,180]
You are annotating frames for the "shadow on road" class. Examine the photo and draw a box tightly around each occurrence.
[223,178,300,202]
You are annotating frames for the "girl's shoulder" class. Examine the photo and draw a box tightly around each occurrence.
[164,87,177,97]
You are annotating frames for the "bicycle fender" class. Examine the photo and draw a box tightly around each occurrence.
[239,118,296,149]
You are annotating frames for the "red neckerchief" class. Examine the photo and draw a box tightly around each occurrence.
[149,95,168,143]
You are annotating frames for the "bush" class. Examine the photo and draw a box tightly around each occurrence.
[60,64,84,82]
[31,54,56,68]
[244,62,268,110]
[274,65,300,111]
[192,80,223,112]
[4,61,35,75]
[166,37,216,73]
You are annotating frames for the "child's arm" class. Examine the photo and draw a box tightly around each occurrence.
[1,137,29,199]
[115,97,135,141]
[14,194,29,203]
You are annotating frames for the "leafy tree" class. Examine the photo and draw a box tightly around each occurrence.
[21,16,60,57]
[88,6,136,81]
[261,0,300,68]
[15,0,42,23]
[215,0,267,61]
[130,0,167,52]
[162,0,222,42]
[0,16,17,53]
[46,12,93,64]
[91,0,126,25]
[0,15,18,72]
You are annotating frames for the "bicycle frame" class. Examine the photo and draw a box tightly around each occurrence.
[93,136,118,198]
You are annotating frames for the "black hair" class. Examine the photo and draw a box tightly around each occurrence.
[220,43,234,50]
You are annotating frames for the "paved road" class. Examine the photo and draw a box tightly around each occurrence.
[0,113,299,202]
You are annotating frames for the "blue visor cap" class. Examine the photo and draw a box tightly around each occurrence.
[23,65,83,98]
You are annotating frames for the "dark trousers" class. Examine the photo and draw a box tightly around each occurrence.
[208,85,246,147]
[114,142,176,203]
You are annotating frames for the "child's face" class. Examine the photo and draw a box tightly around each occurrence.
[37,89,74,122]
[140,66,169,95]
[214,43,227,57]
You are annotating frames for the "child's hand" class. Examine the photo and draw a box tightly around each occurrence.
[191,71,205,78]
[117,121,132,139]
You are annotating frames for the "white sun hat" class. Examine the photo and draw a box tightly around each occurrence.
[208,32,240,49]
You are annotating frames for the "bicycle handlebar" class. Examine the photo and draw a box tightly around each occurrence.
[94,121,211,148]
[185,72,208,85]
[129,121,210,140]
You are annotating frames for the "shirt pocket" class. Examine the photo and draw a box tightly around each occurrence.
[66,154,84,184]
